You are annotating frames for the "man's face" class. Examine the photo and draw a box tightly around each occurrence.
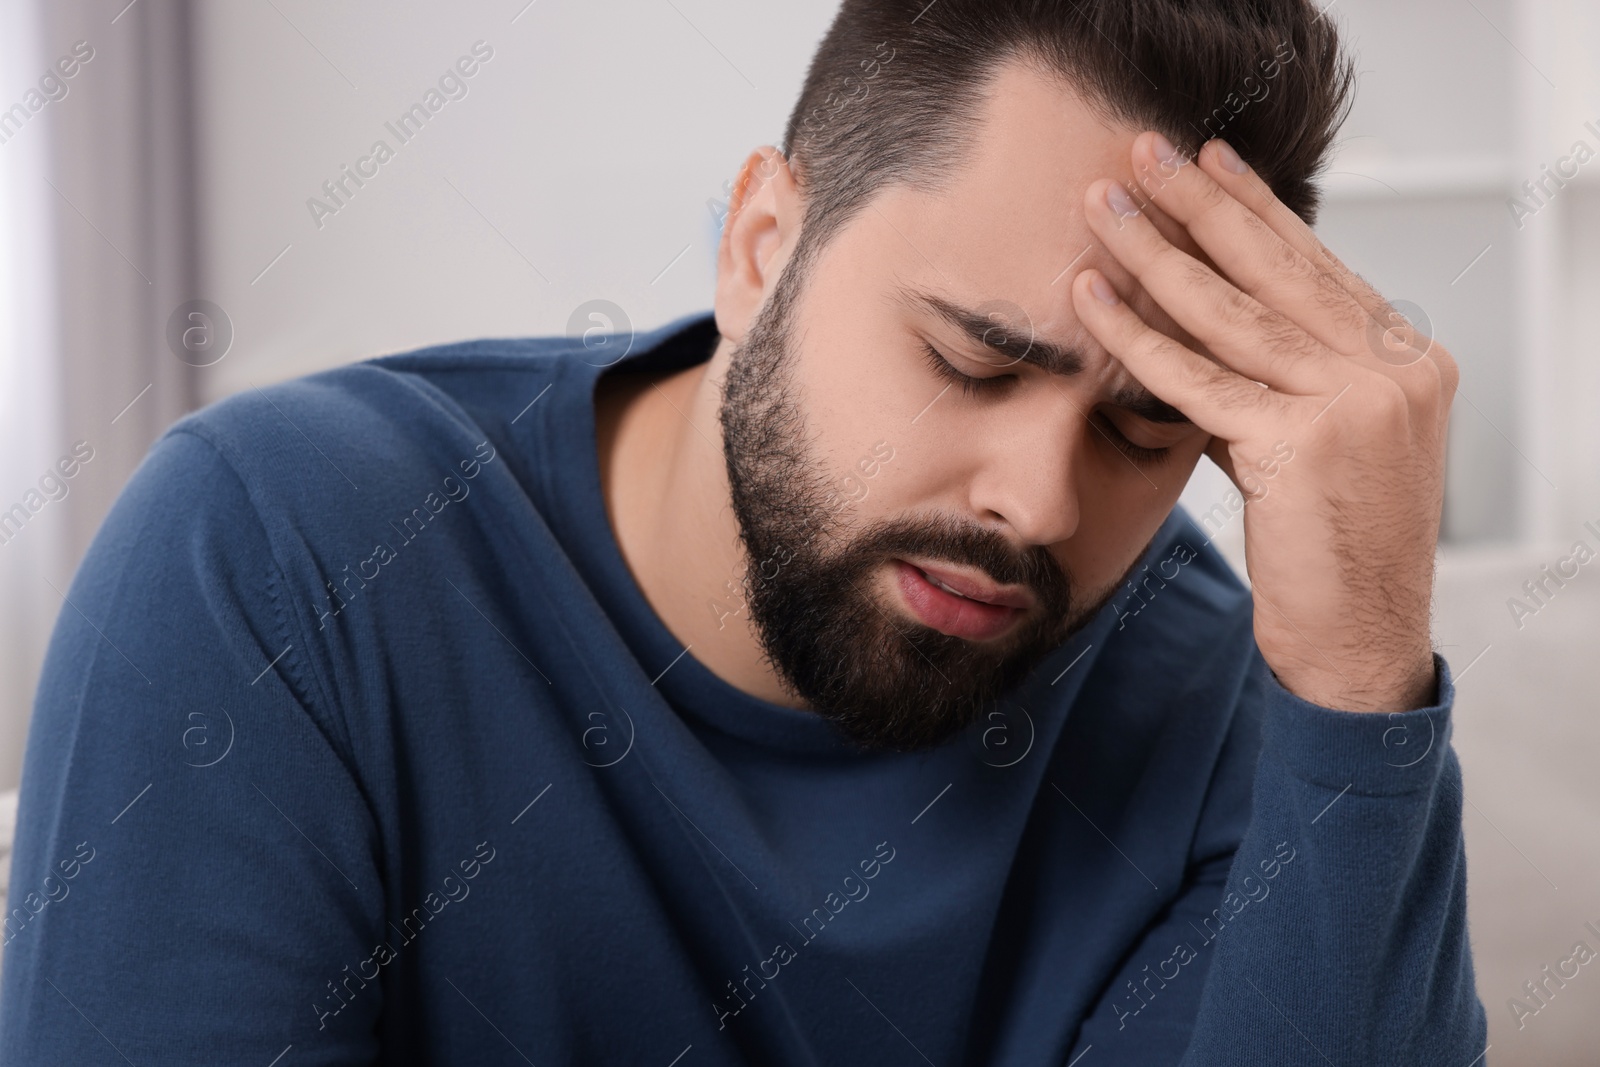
[716,62,1213,751]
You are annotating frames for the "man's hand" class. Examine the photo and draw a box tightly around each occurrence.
[1071,131,1455,714]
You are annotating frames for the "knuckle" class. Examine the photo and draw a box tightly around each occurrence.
[1329,299,1372,341]
[1406,350,1443,394]
[1158,335,1197,373]
[1305,235,1349,277]
[1181,256,1218,293]
[1253,305,1318,364]
[1190,173,1231,212]
[1211,278,1256,333]
[1208,367,1252,411]
[1400,348,1458,430]
[1267,236,1306,282]
[1432,346,1461,394]
[1364,378,1412,432]
[1212,289,1321,383]
[1313,275,1369,336]
[1346,268,1388,309]
[1390,358,1442,420]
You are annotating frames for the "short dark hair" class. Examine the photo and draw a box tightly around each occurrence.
[779,0,1355,271]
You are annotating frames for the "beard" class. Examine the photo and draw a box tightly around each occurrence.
[717,255,1124,752]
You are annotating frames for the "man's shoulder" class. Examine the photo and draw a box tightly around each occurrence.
[168,310,717,480]
[135,311,714,567]
[128,340,557,581]
[173,337,558,457]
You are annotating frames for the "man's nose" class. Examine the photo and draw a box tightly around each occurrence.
[964,400,1085,548]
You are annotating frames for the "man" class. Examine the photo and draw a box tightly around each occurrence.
[1,0,1485,1063]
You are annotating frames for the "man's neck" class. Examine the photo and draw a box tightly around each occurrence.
[593,339,805,708]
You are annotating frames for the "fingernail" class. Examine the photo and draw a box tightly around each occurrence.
[1151,131,1182,168]
[1106,182,1141,218]
[1212,139,1248,174]
[1089,273,1120,305]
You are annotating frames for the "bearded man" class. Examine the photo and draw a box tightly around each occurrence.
[1,1,1484,1063]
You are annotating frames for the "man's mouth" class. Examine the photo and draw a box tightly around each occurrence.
[892,558,1033,641]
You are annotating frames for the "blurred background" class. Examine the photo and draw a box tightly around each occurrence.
[0,0,1596,1060]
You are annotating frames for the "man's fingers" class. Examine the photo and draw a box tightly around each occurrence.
[1190,138,1399,330]
[1084,177,1345,395]
[1127,133,1388,364]
[1127,135,1457,409]
[1070,268,1294,439]
[1206,141,1456,400]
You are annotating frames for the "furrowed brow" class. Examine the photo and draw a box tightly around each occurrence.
[902,286,1193,427]
[904,287,1083,376]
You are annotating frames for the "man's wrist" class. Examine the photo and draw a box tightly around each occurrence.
[1258,651,1455,795]
[1273,651,1439,714]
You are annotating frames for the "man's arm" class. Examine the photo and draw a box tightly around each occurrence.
[1056,126,1485,1061]
[1068,650,1485,1064]
[1,429,385,1064]
[1072,131,1457,718]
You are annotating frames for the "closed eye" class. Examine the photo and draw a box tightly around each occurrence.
[922,339,1177,465]
[1094,415,1173,465]
[920,342,1016,398]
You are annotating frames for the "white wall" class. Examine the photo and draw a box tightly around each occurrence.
[190,0,836,401]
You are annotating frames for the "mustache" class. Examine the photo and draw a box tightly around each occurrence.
[829,512,1071,608]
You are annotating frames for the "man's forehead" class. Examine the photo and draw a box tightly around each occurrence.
[862,62,1173,322]
[940,61,1144,232]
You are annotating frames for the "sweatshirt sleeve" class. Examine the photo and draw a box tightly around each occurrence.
[0,429,386,1065]
[1066,650,1487,1065]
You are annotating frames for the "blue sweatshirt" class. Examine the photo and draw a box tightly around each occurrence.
[0,311,1485,1065]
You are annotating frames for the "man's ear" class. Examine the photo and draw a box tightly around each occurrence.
[714,146,801,344]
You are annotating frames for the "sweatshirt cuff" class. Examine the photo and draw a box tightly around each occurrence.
[1258,651,1455,796]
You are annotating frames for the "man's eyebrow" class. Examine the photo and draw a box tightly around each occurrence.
[906,286,1085,376]
[901,286,1193,426]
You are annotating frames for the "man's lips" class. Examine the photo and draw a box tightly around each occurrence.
[892,558,1034,641]
[897,557,1036,609]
